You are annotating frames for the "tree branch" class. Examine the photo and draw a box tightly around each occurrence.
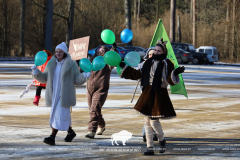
[75,6,97,29]
[32,0,68,20]
[31,0,46,10]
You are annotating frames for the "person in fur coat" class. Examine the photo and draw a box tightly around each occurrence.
[32,50,52,106]
[31,42,91,145]
[119,39,185,155]
[85,43,117,139]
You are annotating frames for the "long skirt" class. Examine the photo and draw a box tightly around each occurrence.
[134,85,176,119]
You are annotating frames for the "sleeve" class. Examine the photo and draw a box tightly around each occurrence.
[73,62,87,85]
[32,65,48,84]
[165,60,180,86]
[120,65,142,80]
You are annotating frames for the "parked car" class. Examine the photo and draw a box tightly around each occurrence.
[171,42,208,64]
[173,48,193,64]
[196,46,218,65]
[88,45,129,60]
[122,46,145,60]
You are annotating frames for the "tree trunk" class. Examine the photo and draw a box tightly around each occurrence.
[190,0,193,19]
[19,0,26,57]
[192,0,197,47]
[156,0,158,22]
[125,0,132,46]
[170,0,176,42]
[177,14,181,43]
[134,0,137,19]
[3,0,8,57]
[45,0,53,53]
[231,0,235,60]
[224,0,229,58]
[66,0,75,48]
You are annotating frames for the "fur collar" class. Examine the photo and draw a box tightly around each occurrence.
[47,53,75,79]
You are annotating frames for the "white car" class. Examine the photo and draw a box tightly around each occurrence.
[196,46,218,64]
[123,46,145,59]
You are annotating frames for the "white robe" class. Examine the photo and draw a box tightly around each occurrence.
[49,59,71,131]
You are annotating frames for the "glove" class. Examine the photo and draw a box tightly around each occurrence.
[119,62,126,68]
[174,66,185,76]
[83,72,91,79]
[31,64,39,75]
[31,64,37,70]
[112,42,117,51]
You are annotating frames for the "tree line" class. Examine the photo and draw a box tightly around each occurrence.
[0,0,239,62]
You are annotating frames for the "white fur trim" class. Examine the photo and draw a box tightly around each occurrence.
[135,110,176,119]
[171,70,180,84]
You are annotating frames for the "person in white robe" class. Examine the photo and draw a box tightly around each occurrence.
[31,42,91,145]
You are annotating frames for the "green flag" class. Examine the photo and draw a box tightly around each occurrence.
[150,19,188,98]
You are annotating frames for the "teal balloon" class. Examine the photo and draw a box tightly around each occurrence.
[34,51,48,66]
[79,58,92,72]
[124,51,140,67]
[101,29,115,44]
[104,51,121,66]
[116,65,123,76]
[92,56,106,71]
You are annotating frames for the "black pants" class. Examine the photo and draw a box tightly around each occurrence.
[36,86,45,96]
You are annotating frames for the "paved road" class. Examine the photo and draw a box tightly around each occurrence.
[0,62,240,159]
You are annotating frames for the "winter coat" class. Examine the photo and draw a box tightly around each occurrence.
[33,53,86,108]
[120,58,179,119]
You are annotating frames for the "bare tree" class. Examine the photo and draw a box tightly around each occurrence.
[19,0,25,57]
[125,0,132,46]
[231,0,235,60]
[193,0,197,46]
[45,0,53,52]
[224,0,230,58]
[177,14,181,43]
[156,0,159,22]
[170,0,176,42]
[66,0,74,47]
[3,0,8,57]
[134,0,137,19]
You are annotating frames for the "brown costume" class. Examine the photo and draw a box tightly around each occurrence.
[86,64,113,132]
[86,46,116,133]
[120,59,179,119]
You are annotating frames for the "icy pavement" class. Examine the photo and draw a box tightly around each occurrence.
[0,62,240,159]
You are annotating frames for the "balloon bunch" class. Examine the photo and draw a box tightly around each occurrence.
[100,28,140,75]
[79,56,106,72]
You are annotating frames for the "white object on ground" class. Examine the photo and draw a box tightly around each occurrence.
[19,83,34,98]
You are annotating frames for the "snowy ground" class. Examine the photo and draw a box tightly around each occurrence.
[0,62,240,159]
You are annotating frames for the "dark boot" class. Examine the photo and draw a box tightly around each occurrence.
[33,95,40,106]
[64,130,76,142]
[43,136,55,145]
[159,139,166,153]
[143,135,146,142]
[153,134,158,141]
[143,147,154,155]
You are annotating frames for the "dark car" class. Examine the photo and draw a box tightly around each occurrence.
[173,48,193,64]
[123,46,145,59]
[171,42,208,64]
[88,45,129,60]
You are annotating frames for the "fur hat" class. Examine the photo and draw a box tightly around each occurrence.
[156,38,168,52]
[55,42,68,53]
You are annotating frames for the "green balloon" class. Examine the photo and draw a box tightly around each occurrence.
[116,65,123,76]
[79,58,92,72]
[104,51,121,66]
[92,56,106,71]
[101,29,115,44]
[34,51,48,66]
